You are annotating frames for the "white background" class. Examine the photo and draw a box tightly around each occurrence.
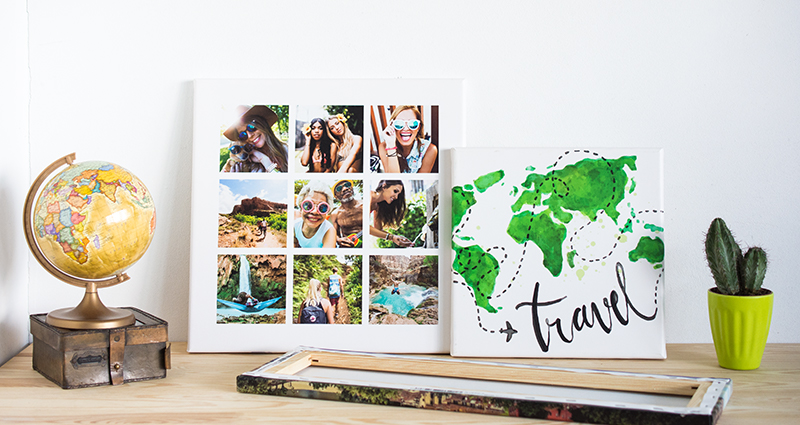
[1,0,798,365]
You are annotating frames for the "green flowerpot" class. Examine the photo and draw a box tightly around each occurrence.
[708,288,773,370]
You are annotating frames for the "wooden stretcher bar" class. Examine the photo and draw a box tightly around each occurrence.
[239,347,732,425]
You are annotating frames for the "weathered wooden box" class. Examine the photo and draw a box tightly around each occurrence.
[30,307,170,389]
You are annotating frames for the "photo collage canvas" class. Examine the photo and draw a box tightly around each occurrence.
[190,80,462,353]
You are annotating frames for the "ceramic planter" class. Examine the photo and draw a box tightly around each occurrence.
[707,288,773,370]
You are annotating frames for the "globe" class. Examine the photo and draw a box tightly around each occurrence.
[31,160,156,280]
[24,153,156,329]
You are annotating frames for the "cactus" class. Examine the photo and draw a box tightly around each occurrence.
[705,218,743,295]
[741,247,768,294]
[704,217,768,295]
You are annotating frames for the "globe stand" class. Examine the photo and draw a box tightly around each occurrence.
[23,153,140,330]
[46,281,135,329]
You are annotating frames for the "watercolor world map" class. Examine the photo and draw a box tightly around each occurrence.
[451,149,665,357]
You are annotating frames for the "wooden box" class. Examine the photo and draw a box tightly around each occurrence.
[30,307,170,389]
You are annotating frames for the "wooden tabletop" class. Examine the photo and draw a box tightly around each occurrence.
[0,343,797,424]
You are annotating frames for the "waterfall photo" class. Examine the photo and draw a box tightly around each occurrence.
[216,254,287,324]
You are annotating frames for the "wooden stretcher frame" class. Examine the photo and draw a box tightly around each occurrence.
[238,347,732,424]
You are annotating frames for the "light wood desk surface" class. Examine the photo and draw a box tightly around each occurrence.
[0,343,797,424]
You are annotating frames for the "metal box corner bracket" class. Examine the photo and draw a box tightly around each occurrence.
[237,347,732,425]
[30,307,170,389]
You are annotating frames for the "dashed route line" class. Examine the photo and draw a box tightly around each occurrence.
[568,208,665,265]
[453,207,472,236]
[453,276,494,333]
[568,211,622,264]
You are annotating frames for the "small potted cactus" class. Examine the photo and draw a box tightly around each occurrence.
[705,217,773,370]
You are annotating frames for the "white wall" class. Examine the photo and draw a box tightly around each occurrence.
[2,0,798,365]
[0,0,31,367]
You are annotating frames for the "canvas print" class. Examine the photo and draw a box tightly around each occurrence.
[369,179,439,249]
[189,79,462,353]
[239,348,731,425]
[218,179,288,248]
[216,254,287,324]
[368,105,439,174]
[292,255,362,325]
[294,105,364,173]
[219,105,290,173]
[293,179,364,249]
[451,148,665,358]
[369,255,439,325]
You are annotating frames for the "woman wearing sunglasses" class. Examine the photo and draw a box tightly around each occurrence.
[369,180,412,247]
[223,105,289,173]
[300,118,338,173]
[377,105,437,174]
[327,114,362,173]
[294,181,336,248]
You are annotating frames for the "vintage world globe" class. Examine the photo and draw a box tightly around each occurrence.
[24,154,157,329]
[30,159,156,280]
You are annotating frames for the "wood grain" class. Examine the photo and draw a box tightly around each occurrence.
[0,343,797,424]
[298,351,704,397]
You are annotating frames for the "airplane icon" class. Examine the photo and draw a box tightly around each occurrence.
[499,321,517,342]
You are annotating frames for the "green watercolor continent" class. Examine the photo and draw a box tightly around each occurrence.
[474,170,505,193]
[507,211,567,277]
[620,218,634,234]
[567,250,577,268]
[519,156,636,224]
[629,236,664,264]
[452,186,477,232]
[644,223,664,233]
[452,244,500,313]
[511,190,542,213]
[508,155,637,277]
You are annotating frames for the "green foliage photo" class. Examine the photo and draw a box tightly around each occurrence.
[292,255,362,324]
[376,191,427,248]
[219,147,230,172]
[266,105,290,140]
[233,212,287,233]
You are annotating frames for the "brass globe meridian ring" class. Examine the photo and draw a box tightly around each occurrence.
[23,153,134,329]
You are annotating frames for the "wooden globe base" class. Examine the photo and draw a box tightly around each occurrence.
[46,282,135,330]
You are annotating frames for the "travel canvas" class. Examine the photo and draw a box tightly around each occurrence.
[450,148,665,358]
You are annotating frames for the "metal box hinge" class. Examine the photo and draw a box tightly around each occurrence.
[164,342,172,370]
[109,328,126,385]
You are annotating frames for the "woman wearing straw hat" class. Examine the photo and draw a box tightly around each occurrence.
[224,105,289,173]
